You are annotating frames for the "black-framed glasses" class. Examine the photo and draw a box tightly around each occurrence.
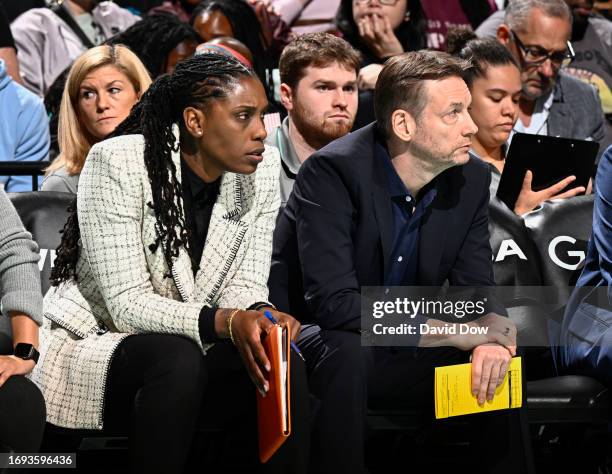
[354,0,400,5]
[511,30,575,68]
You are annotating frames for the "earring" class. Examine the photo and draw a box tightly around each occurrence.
[404,10,411,22]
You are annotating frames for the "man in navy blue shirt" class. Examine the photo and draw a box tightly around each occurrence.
[270,50,533,473]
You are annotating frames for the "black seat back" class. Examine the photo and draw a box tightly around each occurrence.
[523,195,594,304]
[8,192,75,295]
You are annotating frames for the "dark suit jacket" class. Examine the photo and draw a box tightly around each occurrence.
[549,73,608,160]
[269,123,496,330]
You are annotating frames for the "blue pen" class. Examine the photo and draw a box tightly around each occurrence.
[263,310,306,362]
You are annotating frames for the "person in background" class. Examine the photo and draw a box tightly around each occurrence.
[107,13,201,76]
[148,0,200,22]
[0,187,46,455]
[266,33,360,207]
[42,45,151,194]
[477,0,608,157]
[335,0,426,128]
[0,4,22,84]
[264,0,341,35]
[335,0,426,88]
[423,0,497,50]
[448,27,586,214]
[10,0,139,97]
[0,58,49,192]
[477,0,612,148]
[190,0,277,102]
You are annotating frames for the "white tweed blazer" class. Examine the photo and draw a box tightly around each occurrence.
[30,134,281,429]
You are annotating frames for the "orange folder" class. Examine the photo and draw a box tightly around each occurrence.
[257,323,291,463]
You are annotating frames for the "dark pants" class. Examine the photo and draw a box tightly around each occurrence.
[0,375,46,453]
[103,334,309,474]
[298,325,534,474]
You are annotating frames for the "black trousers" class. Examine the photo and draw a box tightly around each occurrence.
[298,325,535,474]
[103,334,309,474]
[0,375,46,453]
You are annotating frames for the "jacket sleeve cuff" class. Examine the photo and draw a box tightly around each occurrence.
[198,306,219,344]
[247,301,275,311]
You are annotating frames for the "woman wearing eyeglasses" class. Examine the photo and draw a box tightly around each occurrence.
[448,27,587,215]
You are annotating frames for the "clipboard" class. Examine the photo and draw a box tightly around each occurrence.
[435,357,522,419]
[496,133,598,210]
[257,324,291,463]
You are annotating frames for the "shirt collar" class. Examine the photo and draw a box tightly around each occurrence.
[181,159,220,203]
[277,117,302,176]
[375,140,437,206]
[375,140,412,199]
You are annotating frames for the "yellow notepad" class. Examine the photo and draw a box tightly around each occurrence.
[435,357,522,419]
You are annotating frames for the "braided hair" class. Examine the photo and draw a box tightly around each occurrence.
[107,13,202,78]
[190,0,275,101]
[50,53,257,285]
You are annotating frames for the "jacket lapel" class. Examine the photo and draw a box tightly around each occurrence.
[192,171,250,306]
[370,141,394,278]
[167,146,251,305]
[169,147,196,302]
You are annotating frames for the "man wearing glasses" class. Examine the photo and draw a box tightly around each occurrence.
[493,0,606,152]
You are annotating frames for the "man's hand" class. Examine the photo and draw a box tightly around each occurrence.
[514,170,585,215]
[447,314,516,355]
[357,14,404,59]
[471,344,513,405]
[0,355,36,387]
[358,63,384,90]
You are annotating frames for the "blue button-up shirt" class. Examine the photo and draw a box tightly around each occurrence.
[376,142,437,287]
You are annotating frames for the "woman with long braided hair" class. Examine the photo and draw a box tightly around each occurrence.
[31,53,309,474]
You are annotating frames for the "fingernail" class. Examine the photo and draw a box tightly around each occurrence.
[265,363,271,371]
[264,382,269,392]
[258,387,266,397]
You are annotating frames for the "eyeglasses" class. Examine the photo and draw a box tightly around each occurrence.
[353,0,400,6]
[511,30,575,68]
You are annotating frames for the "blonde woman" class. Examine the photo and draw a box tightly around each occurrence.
[42,44,151,193]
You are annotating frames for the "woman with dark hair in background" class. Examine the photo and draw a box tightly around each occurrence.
[107,13,201,76]
[31,53,309,474]
[448,27,586,215]
[190,0,276,102]
[148,0,200,22]
[336,0,426,128]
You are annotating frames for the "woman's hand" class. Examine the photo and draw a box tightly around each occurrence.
[514,170,586,215]
[228,309,274,396]
[259,307,301,342]
[0,355,36,387]
[227,308,301,396]
[357,14,404,59]
[358,63,384,90]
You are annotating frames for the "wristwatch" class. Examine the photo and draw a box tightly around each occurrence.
[13,343,40,365]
